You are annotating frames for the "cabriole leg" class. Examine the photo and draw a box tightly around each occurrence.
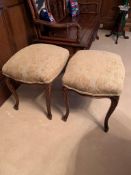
[45,83,52,120]
[62,86,70,121]
[104,96,119,132]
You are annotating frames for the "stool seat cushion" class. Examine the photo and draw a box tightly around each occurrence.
[2,44,69,84]
[63,50,125,96]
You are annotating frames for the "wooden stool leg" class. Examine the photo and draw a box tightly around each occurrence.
[5,77,19,110]
[62,86,70,121]
[45,83,52,120]
[115,33,119,44]
[104,96,119,132]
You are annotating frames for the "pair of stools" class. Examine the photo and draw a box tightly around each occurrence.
[2,44,125,132]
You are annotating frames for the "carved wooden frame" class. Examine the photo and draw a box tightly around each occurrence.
[5,77,53,120]
[27,0,101,47]
[27,0,81,43]
[62,86,119,132]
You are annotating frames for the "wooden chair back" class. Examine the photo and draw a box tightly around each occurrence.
[27,0,101,51]
[27,0,41,21]
[46,0,67,22]
[27,0,67,22]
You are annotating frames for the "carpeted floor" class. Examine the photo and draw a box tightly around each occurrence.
[0,30,131,175]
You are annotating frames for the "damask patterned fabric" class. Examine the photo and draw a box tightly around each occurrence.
[2,44,69,84]
[63,50,125,96]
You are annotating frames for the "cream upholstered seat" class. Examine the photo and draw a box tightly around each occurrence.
[2,44,69,119]
[62,50,125,132]
[63,50,125,96]
[2,44,69,84]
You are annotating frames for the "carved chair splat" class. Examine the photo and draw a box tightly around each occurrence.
[27,0,102,52]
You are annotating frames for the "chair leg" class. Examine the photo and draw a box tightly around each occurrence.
[5,77,19,110]
[104,96,119,132]
[62,86,70,121]
[115,32,119,44]
[45,83,52,120]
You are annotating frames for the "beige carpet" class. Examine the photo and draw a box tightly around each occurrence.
[0,30,131,175]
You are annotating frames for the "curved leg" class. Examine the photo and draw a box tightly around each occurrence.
[115,33,119,44]
[45,83,52,120]
[104,96,119,132]
[62,86,70,121]
[5,77,19,110]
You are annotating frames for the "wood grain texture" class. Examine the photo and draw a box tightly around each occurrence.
[125,0,131,31]
[0,0,34,106]
[100,0,131,30]
[100,0,120,29]
[27,0,101,52]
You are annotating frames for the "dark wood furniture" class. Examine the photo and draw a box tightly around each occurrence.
[0,0,34,106]
[106,5,130,44]
[1,0,131,106]
[61,49,125,132]
[27,0,101,53]
[5,77,53,119]
[63,87,119,132]
[100,0,120,29]
[125,0,131,31]
[3,71,54,119]
[2,44,69,120]
[100,0,131,31]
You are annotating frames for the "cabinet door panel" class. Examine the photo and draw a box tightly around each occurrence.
[100,0,120,29]
[126,1,131,31]
[7,4,30,50]
[0,10,13,74]
[0,0,34,106]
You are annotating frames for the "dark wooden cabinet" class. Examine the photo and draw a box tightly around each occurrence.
[125,0,131,31]
[100,0,131,30]
[0,0,34,105]
[100,0,120,29]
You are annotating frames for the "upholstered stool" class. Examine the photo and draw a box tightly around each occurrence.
[2,44,69,119]
[62,50,125,132]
